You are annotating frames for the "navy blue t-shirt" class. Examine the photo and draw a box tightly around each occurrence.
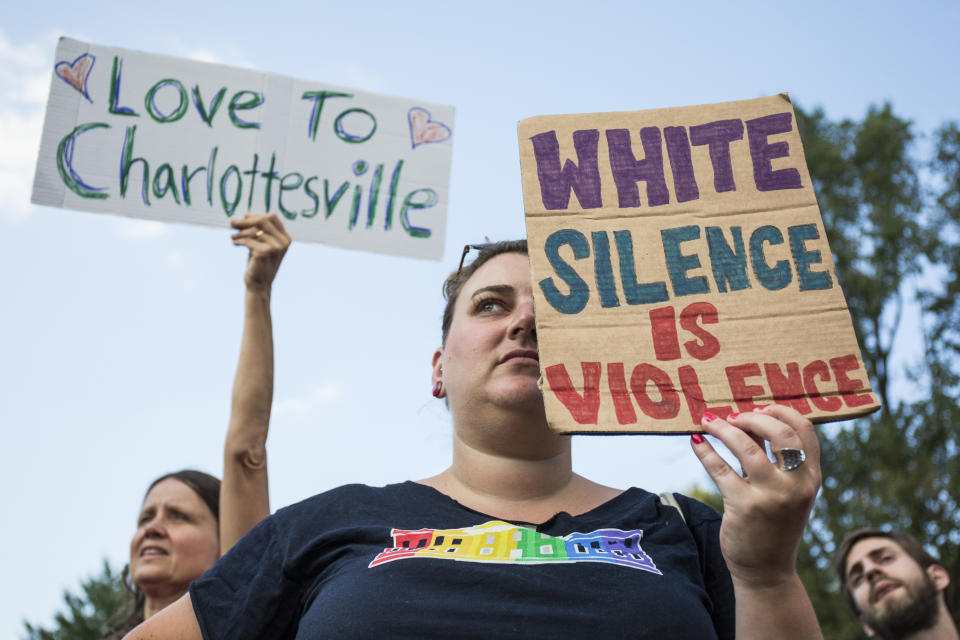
[190,482,734,639]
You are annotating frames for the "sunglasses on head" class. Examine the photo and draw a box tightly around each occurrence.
[456,242,496,274]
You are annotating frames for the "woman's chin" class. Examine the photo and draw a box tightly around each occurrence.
[496,381,547,412]
[131,567,172,589]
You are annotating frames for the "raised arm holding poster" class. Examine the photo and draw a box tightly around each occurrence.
[518,94,881,434]
[32,37,455,260]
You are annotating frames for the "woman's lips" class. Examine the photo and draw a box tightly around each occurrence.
[499,350,539,365]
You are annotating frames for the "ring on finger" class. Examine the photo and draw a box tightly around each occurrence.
[255,229,264,238]
[775,448,806,471]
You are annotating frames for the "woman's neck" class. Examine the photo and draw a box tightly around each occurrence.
[420,427,621,523]
[452,430,575,497]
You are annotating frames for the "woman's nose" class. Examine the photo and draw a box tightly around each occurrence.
[143,518,167,538]
[509,301,537,341]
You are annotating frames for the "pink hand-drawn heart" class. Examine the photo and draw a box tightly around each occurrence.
[55,53,96,103]
[408,107,451,149]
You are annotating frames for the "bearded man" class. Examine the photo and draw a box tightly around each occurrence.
[838,529,958,640]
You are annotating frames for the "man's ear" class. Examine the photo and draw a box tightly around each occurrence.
[927,564,950,592]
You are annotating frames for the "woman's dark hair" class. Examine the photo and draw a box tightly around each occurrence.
[835,528,945,616]
[441,240,528,345]
[108,470,221,638]
[144,469,221,522]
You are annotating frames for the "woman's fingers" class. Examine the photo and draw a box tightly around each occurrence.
[690,431,746,496]
[230,213,287,237]
[231,214,290,251]
[758,404,821,468]
[229,212,268,229]
[229,213,255,230]
[231,216,266,244]
[695,406,821,485]
[232,230,271,247]
[263,212,291,239]
[700,413,775,480]
[230,213,290,289]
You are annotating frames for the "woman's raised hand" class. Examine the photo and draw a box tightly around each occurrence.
[231,213,291,291]
[691,404,821,587]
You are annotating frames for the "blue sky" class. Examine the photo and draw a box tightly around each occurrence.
[2,1,958,636]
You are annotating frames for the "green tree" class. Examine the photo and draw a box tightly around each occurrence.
[23,560,131,640]
[793,103,960,639]
[684,483,724,514]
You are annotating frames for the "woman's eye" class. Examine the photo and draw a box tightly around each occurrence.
[477,299,504,313]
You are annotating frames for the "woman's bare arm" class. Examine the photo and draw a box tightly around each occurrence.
[123,593,202,640]
[220,213,290,554]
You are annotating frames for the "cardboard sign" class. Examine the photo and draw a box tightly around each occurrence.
[518,94,881,434]
[32,37,455,260]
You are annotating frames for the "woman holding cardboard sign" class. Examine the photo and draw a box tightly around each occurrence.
[127,239,822,639]
[110,213,288,637]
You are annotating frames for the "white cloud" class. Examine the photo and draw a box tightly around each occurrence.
[327,58,387,93]
[113,218,168,238]
[0,29,57,221]
[162,251,198,291]
[182,48,225,65]
[275,382,345,416]
[164,36,256,71]
[181,48,238,66]
[0,29,50,81]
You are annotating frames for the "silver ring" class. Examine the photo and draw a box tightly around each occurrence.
[776,448,806,471]
[255,229,264,238]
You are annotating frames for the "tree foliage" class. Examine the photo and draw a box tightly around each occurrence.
[794,103,960,639]
[22,560,131,640]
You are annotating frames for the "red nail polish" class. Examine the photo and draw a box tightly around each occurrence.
[432,381,442,397]
[728,412,740,420]
[691,433,705,444]
[702,412,717,422]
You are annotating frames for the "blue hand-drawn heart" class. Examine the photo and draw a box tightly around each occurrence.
[408,107,451,149]
[55,53,95,103]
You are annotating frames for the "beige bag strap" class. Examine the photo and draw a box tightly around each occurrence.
[659,491,686,524]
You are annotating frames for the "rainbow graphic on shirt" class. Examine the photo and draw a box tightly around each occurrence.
[368,520,660,574]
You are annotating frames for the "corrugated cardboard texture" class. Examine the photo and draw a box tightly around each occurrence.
[518,94,880,434]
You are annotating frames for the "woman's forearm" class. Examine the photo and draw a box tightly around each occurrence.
[733,573,824,640]
[220,285,274,554]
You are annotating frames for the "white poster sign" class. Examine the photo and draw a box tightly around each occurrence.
[33,37,456,260]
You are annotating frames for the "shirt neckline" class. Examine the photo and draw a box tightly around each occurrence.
[400,480,644,527]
